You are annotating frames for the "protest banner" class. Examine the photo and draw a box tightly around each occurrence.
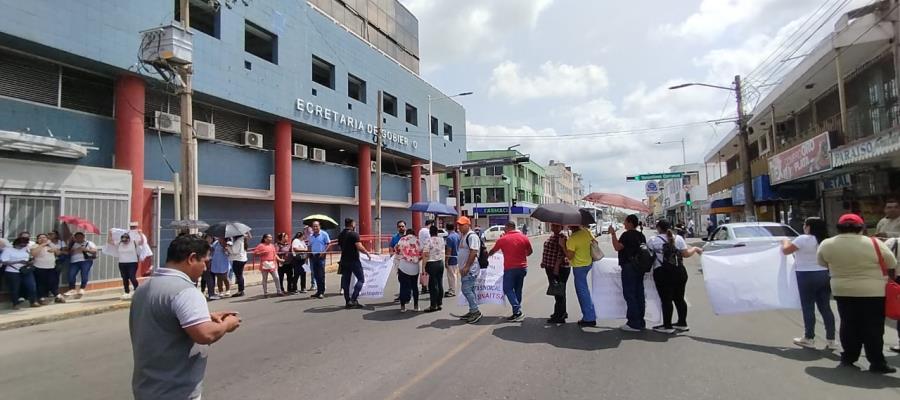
[701,245,800,315]
[458,252,506,306]
[357,255,393,299]
[590,258,663,324]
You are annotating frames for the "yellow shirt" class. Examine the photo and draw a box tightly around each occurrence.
[817,234,897,297]
[566,228,594,267]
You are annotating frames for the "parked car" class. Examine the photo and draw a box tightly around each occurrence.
[703,222,799,251]
[483,225,505,242]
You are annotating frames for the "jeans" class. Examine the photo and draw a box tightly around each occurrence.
[231,261,246,292]
[572,265,596,322]
[502,267,527,314]
[621,263,646,329]
[278,263,294,293]
[5,271,36,305]
[461,275,479,313]
[291,257,306,292]
[118,262,139,293]
[68,260,93,290]
[341,261,365,303]
[445,263,459,295]
[545,266,570,319]
[795,270,835,340]
[310,254,326,295]
[653,265,688,328]
[34,268,60,298]
[834,296,887,367]
[426,260,445,308]
[398,270,419,308]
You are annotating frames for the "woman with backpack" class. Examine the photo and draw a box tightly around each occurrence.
[781,217,836,350]
[647,220,703,334]
[610,214,648,332]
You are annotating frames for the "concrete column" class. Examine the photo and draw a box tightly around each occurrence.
[114,75,146,223]
[358,144,372,236]
[274,120,292,235]
[411,161,422,231]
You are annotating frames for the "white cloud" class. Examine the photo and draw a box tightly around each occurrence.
[659,0,777,39]
[488,61,609,101]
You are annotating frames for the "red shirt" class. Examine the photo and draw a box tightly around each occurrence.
[492,230,532,270]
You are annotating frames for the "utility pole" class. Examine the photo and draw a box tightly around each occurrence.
[734,75,756,221]
[178,0,199,230]
[375,91,383,252]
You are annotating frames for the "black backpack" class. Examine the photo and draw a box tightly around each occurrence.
[466,232,490,269]
[631,243,655,273]
[657,235,682,268]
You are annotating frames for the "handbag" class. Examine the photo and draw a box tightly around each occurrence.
[590,240,605,262]
[546,280,566,296]
[872,237,900,320]
[419,271,429,286]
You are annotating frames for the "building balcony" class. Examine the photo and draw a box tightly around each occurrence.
[465,176,505,186]
[707,158,769,194]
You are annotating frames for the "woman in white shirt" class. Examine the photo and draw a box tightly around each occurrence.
[421,226,446,312]
[290,231,309,294]
[66,232,97,298]
[782,217,836,349]
[647,220,703,334]
[108,231,140,299]
[395,229,422,312]
[31,233,65,304]
[2,237,39,308]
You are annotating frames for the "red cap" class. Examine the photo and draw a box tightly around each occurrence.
[456,216,471,225]
[837,213,864,226]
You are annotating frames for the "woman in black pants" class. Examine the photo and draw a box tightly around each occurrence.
[541,223,570,324]
[275,232,294,294]
[647,220,702,334]
[421,226,446,312]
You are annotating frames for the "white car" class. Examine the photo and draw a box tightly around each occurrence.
[483,225,505,242]
[704,222,799,251]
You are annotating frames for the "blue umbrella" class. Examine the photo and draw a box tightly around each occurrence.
[408,201,458,216]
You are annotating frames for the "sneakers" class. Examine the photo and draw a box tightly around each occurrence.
[825,340,839,351]
[54,295,66,304]
[120,293,133,301]
[466,311,483,324]
[310,293,324,299]
[208,295,222,301]
[400,305,407,313]
[63,289,76,297]
[652,325,676,334]
[231,291,244,298]
[444,291,455,298]
[30,302,42,308]
[577,320,597,327]
[890,345,900,353]
[457,312,474,320]
[223,290,232,297]
[506,312,525,322]
[619,324,642,332]
[793,337,815,349]
[77,288,85,296]
[673,324,690,332]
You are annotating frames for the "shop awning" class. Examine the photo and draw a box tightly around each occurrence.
[709,198,733,209]
[0,130,88,159]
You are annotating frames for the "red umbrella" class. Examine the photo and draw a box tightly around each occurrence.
[582,192,650,213]
[57,215,100,234]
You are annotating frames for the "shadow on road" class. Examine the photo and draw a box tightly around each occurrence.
[416,318,467,330]
[362,309,423,321]
[491,318,680,351]
[303,306,346,314]
[690,336,842,362]
[274,293,342,303]
[228,294,267,303]
[805,366,900,389]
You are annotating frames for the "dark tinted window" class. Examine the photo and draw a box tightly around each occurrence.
[348,73,365,102]
[245,20,277,63]
[405,103,417,125]
[382,92,397,117]
[174,0,219,38]
[312,56,335,89]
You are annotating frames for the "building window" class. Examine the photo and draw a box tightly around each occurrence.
[61,67,114,116]
[311,56,334,89]
[486,165,504,176]
[405,103,418,126]
[472,188,482,202]
[463,189,472,204]
[443,123,453,141]
[468,167,482,177]
[174,0,219,38]
[486,188,505,203]
[382,92,397,117]
[245,20,277,63]
[430,116,439,135]
[347,73,365,102]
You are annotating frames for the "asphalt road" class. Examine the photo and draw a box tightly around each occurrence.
[1,235,899,400]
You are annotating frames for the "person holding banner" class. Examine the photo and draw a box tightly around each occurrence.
[541,224,569,324]
[817,213,897,374]
[489,221,532,322]
[396,229,422,312]
[565,225,597,327]
[610,214,648,332]
[781,217,836,350]
[647,220,702,334]
[338,218,371,309]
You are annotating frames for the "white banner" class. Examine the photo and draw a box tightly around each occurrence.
[590,258,663,324]
[357,255,393,299]
[102,228,153,261]
[701,245,800,315]
[458,253,506,306]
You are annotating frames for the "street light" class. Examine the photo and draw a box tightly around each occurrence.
[669,75,755,221]
[428,91,473,202]
[654,138,686,165]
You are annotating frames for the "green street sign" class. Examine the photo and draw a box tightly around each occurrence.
[627,172,684,181]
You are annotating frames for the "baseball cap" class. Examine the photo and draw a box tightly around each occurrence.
[837,213,864,226]
[456,216,471,225]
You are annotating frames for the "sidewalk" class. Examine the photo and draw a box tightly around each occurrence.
[0,261,340,331]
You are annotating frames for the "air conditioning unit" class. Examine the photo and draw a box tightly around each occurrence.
[243,131,263,149]
[293,144,308,159]
[370,160,377,171]
[154,111,181,134]
[311,147,326,162]
[194,120,215,140]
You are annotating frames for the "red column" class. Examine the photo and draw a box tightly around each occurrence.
[411,161,422,231]
[453,169,461,214]
[114,75,146,223]
[358,144,372,235]
[274,120,292,235]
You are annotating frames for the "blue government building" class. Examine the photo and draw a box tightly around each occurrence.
[0,0,467,281]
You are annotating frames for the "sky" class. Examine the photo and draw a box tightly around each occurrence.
[399,0,871,200]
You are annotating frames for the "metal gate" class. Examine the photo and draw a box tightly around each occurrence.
[2,196,60,240]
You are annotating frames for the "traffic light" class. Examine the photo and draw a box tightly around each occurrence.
[685,192,692,207]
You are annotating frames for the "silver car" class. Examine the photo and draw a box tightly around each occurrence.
[703,222,799,251]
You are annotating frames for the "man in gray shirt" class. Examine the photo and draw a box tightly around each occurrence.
[130,235,241,400]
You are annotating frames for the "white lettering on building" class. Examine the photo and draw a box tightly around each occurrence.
[295,98,418,149]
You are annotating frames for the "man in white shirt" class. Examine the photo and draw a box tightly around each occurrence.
[876,198,900,239]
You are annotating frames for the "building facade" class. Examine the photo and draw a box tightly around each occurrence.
[545,160,576,205]
[655,163,708,235]
[0,0,466,282]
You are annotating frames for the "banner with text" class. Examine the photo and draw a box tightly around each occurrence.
[357,255,393,299]
[590,258,663,324]
[458,253,506,306]
[701,245,800,315]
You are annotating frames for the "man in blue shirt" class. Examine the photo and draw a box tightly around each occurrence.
[389,220,406,252]
[307,221,331,299]
[444,222,460,297]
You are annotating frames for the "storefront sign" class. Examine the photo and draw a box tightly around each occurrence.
[820,174,852,191]
[831,129,900,167]
[295,98,418,149]
[645,181,659,195]
[473,206,533,215]
[767,132,832,185]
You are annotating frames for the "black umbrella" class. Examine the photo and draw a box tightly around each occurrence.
[530,203,583,225]
[205,221,252,238]
[169,219,210,230]
[579,208,597,226]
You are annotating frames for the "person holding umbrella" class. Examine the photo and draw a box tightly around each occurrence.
[65,232,97,298]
